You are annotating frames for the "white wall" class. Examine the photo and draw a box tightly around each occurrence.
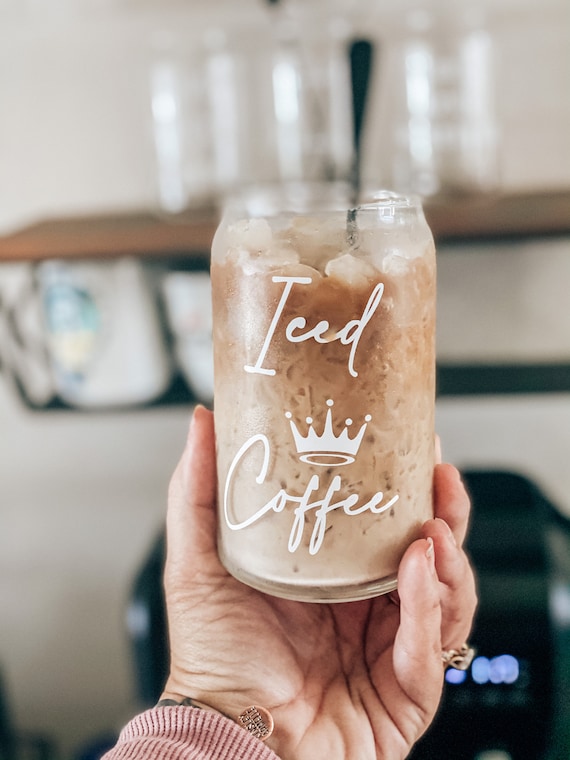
[0,1,269,233]
[0,0,568,233]
[0,377,190,755]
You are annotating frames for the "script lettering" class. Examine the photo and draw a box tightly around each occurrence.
[245,276,385,378]
[244,276,311,376]
[224,435,399,555]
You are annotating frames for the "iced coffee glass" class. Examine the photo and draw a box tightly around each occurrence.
[211,185,436,602]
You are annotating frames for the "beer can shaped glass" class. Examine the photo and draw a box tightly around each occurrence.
[211,187,436,602]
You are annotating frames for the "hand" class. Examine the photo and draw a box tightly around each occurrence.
[161,406,477,760]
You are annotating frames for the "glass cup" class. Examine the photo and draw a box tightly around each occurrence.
[382,8,499,198]
[211,185,436,602]
[149,16,354,216]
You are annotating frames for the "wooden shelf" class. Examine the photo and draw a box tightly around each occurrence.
[0,209,217,262]
[0,189,569,262]
[424,188,570,241]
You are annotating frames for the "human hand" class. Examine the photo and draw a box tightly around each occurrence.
[161,406,477,760]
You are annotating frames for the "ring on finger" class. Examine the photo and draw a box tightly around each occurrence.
[441,643,476,670]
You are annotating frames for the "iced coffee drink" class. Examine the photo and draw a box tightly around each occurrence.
[211,189,436,602]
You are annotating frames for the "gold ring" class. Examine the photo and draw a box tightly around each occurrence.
[441,643,476,670]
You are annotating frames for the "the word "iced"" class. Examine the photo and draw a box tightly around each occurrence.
[244,276,385,378]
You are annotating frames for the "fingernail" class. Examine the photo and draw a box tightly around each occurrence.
[437,517,457,547]
[435,435,442,464]
[187,405,203,443]
[426,536,435,564]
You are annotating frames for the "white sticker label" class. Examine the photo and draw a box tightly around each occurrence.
[224,278,399,555]
[244,276,385,378]
[224,428,399,555]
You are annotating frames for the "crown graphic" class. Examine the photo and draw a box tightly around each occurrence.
[285,399,371,466]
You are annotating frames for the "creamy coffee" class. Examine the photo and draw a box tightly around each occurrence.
[211,192,436,601]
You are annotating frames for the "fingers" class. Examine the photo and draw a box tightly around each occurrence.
[393,538,444,712]
[166,406,219,574]
[421,517,478,650]
[433,463,471,547]
[430,464,477,646]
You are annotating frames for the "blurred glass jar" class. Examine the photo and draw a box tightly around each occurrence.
[363,4,500,198]
[149,13,355,215]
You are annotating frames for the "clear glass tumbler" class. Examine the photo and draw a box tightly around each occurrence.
[211,186,436,602]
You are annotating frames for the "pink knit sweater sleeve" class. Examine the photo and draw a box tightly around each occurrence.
[101,706,280,760]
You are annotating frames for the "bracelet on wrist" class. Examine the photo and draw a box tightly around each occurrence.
[156,696,274,741]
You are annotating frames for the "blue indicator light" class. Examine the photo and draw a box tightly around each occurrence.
[492,654,519,685]
[472,656,491,684]
[447,654,521,686]
[445,668,467,685]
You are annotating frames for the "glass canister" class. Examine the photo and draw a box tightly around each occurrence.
[149,12,354,216]
[373,6,499,198]
[211,186,436,602]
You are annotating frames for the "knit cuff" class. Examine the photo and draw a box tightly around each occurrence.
[105,706,279,760]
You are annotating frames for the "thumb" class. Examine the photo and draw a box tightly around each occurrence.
[165,405,219,577]
[393,538,444,717]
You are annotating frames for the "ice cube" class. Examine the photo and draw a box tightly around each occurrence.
[282,262,322,283]
[227,218,273,253]
[325,253,377,287]
[226,246,301,276]
[378,251,410,277]
[268,247,301,266]
[288,215,347,270]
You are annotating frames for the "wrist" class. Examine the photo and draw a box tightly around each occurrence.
[156,691,274,742]
[157,694,235,721]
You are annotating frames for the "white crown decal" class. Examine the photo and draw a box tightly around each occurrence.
[285,399,371,466]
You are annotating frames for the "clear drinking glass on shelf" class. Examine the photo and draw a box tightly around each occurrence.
[211,185,436,602]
